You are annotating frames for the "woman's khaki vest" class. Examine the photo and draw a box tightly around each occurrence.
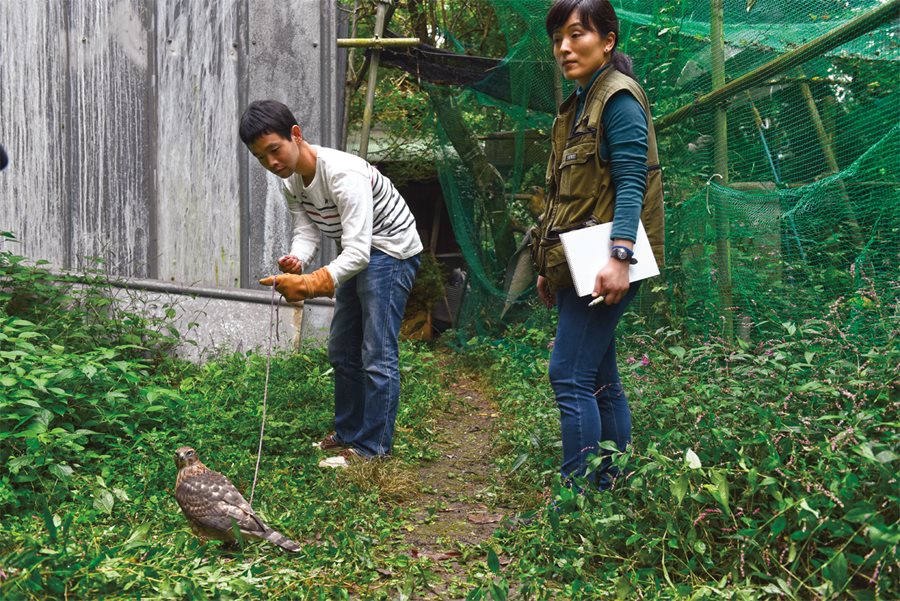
[531,67,665,291]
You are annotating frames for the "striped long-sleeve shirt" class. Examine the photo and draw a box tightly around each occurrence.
[281,145,422,287]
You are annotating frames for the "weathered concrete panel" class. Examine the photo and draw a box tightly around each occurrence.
[245,0,339,284]
[300,300,333,344]
[96,282,332,362]
[0,0,342,349]
[0,2,70,264]
[66,0,155,277]
[155,0,244,287]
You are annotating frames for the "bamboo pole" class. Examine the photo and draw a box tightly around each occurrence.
[746,94,810,264]
[798,70,839,174]
[710,0,734,341]
[655,0,900,132]
[340,0,360,152]
[795,66,862,244]
[358,0,392,160]
[553,63,564,108]
[337,37,420,48]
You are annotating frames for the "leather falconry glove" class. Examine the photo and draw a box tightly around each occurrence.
[259,267,335,302]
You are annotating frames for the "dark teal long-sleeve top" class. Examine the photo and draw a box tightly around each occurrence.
[573,66,648,243]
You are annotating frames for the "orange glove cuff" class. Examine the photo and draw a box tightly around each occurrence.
[304,267,336,299]
[259,268,335,302]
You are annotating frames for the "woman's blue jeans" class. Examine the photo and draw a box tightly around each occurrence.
[549,282,640,489]
[328,249,420,457]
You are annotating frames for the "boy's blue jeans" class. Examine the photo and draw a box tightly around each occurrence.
[328,249,420,457]
[549,282,640,489]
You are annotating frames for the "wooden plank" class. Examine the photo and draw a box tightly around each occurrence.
[65,1,155,277]
[155,0,244,287]
[0,2,70,265]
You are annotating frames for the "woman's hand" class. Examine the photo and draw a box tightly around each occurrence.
[536,275,555,308]
[592,259,630,305]
[278,255,303,274]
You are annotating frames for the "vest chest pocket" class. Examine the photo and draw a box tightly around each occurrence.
[557,140,596,202]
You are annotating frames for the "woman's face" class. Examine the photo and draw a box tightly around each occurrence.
[551,11,615,89]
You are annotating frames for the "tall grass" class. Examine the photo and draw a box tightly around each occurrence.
[2,237,896,599]
[463,316,898,599]
[0,241,447,600]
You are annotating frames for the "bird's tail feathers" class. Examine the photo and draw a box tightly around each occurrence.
[263,527,302,553]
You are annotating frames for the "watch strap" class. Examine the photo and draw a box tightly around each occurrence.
[611,245,638,265]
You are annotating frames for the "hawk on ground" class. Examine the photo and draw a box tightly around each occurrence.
[173,446,301,552]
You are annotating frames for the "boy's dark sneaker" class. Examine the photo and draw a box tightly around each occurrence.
[315,433,345,451]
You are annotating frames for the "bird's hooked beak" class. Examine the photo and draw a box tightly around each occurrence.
[174,446,198,468]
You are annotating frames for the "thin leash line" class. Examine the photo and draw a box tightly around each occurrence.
[706,173,724,215]
[250,275,280,506]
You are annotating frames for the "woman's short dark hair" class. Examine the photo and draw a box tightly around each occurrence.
[239,100,298,145]
[545,0,635,78]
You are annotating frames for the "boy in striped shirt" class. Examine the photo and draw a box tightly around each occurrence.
[241,100,422,461]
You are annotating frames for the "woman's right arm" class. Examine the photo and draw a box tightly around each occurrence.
[537,275,555,308]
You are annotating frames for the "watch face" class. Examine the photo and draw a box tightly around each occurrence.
[612,248,628,260]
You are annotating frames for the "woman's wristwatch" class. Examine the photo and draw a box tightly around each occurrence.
[610,245,638,265]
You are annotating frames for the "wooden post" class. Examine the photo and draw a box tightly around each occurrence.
[358,0,392,160]
[795,66,862,244]
[745,94,810,264]
[711,0,734,340]
[553,63,564,108]
[340,0,360,152]
[430,196,442,254]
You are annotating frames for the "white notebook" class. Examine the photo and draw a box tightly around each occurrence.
[559,221,660,297]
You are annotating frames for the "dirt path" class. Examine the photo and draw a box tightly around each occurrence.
[400,371,510,599]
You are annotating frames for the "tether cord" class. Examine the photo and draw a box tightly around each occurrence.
[250,276,280,506]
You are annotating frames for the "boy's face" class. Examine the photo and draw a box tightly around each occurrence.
[247,126,301,178]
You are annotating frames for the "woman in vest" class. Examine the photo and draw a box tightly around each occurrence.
[533,0,664,490]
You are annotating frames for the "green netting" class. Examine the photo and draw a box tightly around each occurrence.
[420,0,899,342]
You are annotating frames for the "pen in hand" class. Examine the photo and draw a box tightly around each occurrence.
[588,295,605,307]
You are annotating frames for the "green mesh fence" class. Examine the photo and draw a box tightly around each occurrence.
[422,0,899,342]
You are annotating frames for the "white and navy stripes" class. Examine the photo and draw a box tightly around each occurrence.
[370,168,416,239]
[281,145,423,287]
[290,166,415,242]
[291,195,343,238]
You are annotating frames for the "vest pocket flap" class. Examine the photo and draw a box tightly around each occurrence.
[537,238,567,268]
[559,142,593,169]
[535,238,572,290]
[544,242,567,268]
[557,141,596,203]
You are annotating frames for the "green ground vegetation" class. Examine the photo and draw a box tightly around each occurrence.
[464,313,898,599]
[1,242,897,599]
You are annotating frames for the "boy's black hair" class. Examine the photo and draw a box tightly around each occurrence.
[239,100,298,145]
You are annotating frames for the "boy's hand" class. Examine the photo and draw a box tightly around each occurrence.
[278,255,302,274]
[259,268,335,302]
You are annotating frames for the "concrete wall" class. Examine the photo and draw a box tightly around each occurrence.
[0,0,342,287]
[0,0,345,355]
[100,279,333,362]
